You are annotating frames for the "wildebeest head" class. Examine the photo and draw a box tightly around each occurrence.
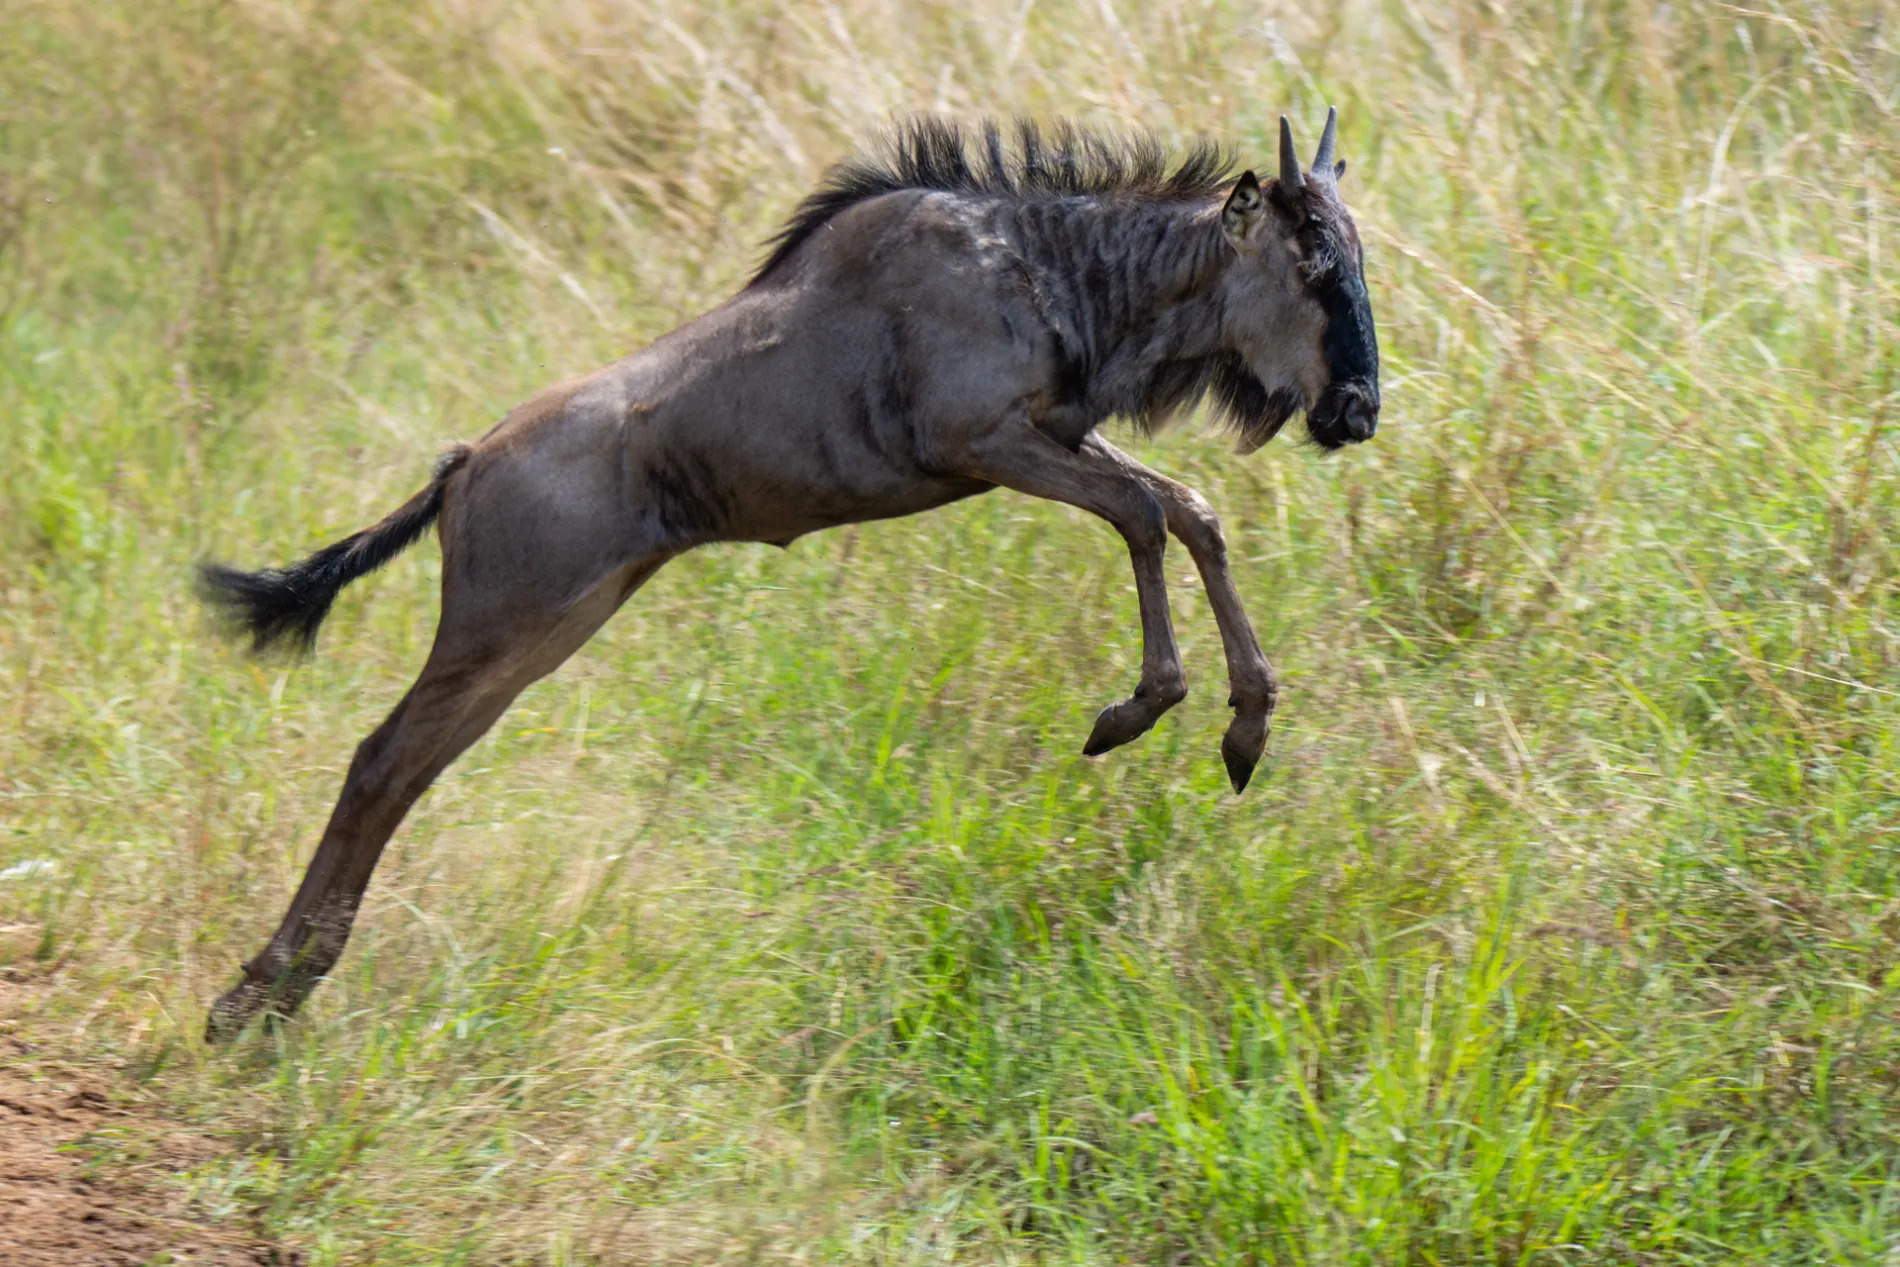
[1215,108,1380,452]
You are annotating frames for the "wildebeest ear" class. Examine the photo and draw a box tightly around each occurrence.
[1221,170,1265,247]
[1334,159,1347,181]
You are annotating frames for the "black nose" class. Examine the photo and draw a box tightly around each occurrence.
[1344,396,1378,442]
[1306,382,1380,450]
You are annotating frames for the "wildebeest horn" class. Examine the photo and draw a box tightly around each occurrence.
[1278,116,1303,193]
[1313,106,1338,179]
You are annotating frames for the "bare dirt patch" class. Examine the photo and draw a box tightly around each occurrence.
[0,969,288,1266]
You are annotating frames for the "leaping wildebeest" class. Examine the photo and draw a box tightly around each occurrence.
[199,109,1381,1040]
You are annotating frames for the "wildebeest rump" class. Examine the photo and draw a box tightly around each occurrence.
[198,110,1381,1040]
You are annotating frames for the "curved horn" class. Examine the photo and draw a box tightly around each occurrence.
[1313,105,1338,178]
[1278,116,1304,192]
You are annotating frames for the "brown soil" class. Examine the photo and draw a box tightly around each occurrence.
[0,969,289,1266]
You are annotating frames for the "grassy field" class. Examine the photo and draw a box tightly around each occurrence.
[2,0,1897,1261]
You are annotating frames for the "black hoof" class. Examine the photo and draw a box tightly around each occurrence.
[1220,714,1269,795]
[1083,698,1158,757]
[205,971,302,1044]
[205,978,266,1045]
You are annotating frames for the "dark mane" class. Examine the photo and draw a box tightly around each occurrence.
[750,116,1237,287]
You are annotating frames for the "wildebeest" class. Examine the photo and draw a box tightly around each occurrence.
[198,110,1380,1040]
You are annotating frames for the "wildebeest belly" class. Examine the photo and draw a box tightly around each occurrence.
[634,417,990,546]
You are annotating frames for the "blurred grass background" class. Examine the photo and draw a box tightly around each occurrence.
[1,0,1896,1261]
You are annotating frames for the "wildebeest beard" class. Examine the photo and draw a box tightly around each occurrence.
[1139,351,1304,454]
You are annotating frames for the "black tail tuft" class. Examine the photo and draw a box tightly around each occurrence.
[198,445,471,655]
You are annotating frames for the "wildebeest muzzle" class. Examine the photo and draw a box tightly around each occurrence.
[1308,379,1379,449]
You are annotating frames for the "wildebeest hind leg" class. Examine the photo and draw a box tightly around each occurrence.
[206,553,668,1042]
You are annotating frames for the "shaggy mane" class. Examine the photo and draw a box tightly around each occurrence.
[750,117,1236,286]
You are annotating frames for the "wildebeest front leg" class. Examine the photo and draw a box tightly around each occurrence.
[948,421,1186,756]
[1081,436,1276,793]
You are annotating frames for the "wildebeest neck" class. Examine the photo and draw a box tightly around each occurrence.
[1010,200,1224,346]
[1000,197,1237,429]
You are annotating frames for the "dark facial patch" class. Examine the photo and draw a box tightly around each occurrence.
[1296,189,1380,448]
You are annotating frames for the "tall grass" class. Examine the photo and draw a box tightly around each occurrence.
[2,0,1896,1260]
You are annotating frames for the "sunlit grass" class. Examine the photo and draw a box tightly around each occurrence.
[2,0,1896,1261]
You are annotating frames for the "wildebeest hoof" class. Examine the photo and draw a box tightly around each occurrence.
[204,971,301,1044]
[1220,712,1269,794]
[204,976,269,1044]
[1083,698,1157,756]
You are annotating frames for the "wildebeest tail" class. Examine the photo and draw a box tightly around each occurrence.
[198,445,472,654]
